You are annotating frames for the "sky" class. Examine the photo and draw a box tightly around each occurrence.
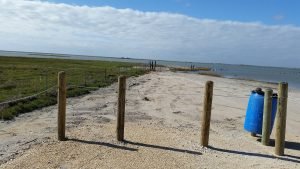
[0,0,300,67]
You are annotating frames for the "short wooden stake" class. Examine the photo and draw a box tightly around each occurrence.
[275,82,288,156]
[117,76,126,141]
[262,88,273,146]
[201,81,214,147]
[58,71,67,141]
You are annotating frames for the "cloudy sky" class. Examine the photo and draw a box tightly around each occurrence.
[0,0,300,67]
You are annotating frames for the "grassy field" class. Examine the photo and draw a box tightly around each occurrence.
[0,56,148,120]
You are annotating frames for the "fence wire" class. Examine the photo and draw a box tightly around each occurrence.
[1,65,299,121]
[0,85,57,106]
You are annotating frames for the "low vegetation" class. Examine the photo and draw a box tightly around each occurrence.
[0,56,148,120]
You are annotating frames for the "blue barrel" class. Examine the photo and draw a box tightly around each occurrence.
[244,90,277,135]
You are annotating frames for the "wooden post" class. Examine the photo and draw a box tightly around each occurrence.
[152,61,154,71]
[58,71,67,141]
[1,105,3,120]
[84,72,87,86]
[275,82,288,156]
[117,76,126,141]
[201,81,214,147]
[262,88,273,146]
[104,68,107,81]
[45,70,48,91]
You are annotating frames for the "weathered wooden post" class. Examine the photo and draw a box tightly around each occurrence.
[104,68,107,81]
[201,81,214,147]
[262,88,273,146]
[275,82,288,156]
[84,72,87,86]
[58,71,67,141]
[1,105,3,120]
[152,61,154,71]
[117,76,126,141]
[45,70,48,91]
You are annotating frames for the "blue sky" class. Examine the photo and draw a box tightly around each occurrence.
[49,0,300,26]
[0,0,300,67]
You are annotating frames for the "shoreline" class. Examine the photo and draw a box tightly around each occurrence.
[184,70,299,90]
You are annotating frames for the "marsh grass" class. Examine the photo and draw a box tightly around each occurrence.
[0,56,148,120]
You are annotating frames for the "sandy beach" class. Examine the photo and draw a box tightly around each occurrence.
[0,71,299,169]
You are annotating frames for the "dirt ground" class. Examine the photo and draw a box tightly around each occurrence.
[0,71,299,169]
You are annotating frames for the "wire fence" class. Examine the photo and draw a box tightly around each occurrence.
[0,64,158,120]
[1,64,299,120]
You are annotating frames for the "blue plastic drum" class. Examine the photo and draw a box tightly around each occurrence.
[244,89,277,135]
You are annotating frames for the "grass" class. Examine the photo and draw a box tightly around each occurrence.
[0,56,148,120]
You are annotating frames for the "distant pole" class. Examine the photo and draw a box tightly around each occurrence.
[152,61,154,71]
[58,71,67,141]
[275,82,288,156]
[201,81,214,147]
[84,72,87,86]
[262,88,273,146]
[117,76,126,141]
[154,61,157,71]
[45,70,48,92]
[0,105,4,120]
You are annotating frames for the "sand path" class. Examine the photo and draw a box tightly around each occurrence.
[0,71,299,168]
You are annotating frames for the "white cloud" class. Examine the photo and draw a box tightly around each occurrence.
[0,0,300,67]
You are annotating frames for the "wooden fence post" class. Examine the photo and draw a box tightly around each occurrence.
[84,72,87,86]
[58,71,67,141]
[275,82,288,156]
[1,105,3,120]
[262,88,273,146]
[201,81,214,147]
[117,76,126,141]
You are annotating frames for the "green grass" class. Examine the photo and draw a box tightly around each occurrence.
[0,56,148,120]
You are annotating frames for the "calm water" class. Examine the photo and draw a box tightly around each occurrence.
[1,50,300,89]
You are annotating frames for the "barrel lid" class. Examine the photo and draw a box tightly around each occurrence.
[272,93,278,98]
[251,87,264,95]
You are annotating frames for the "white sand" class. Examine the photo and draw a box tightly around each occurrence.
[0,71,299,169]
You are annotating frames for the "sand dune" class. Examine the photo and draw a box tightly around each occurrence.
[0,71,299,169]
